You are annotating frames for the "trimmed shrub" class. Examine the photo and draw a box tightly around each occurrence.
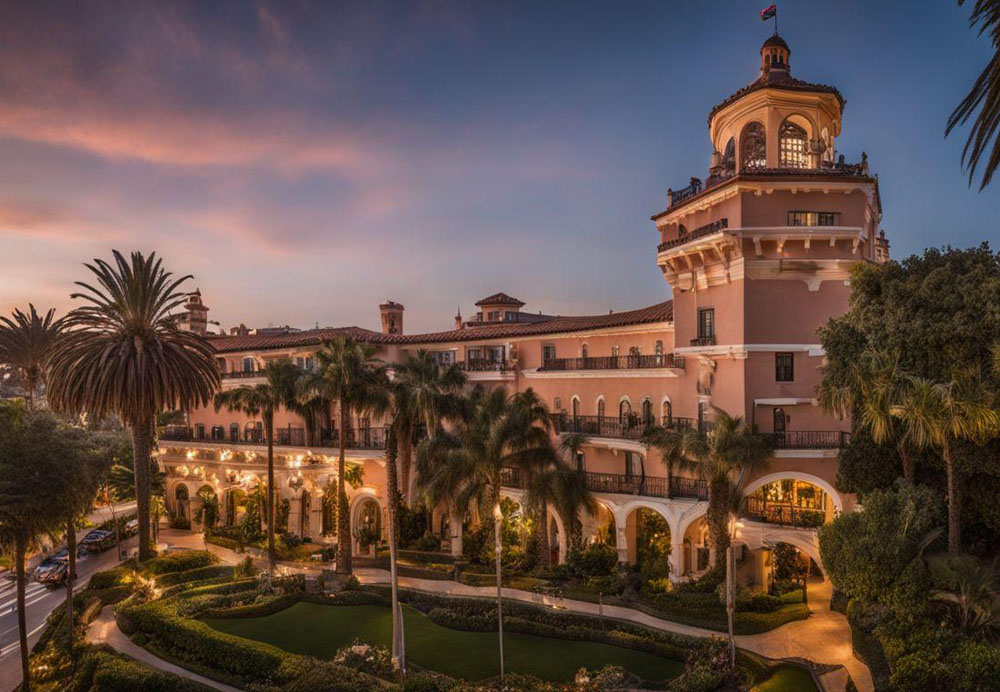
[142,550,217,575]
[87,566,134,590]
[155,564,235,587]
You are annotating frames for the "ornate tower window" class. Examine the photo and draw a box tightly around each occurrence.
[779,120,808,168]
[740,122,766,170]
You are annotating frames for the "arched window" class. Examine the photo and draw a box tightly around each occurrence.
[779,120,808,168]
[597,398,606,420]
[229,423,239,443]
[740,122,766,171]
[722,137,735,171]
[571,397,580,419]
[641,399,653,426]
[774,408,786,434]
[581,344,589,359]
[661,400,673,425]
[554,397,562,412]
[678,224,688,238]
[654,340,663,356]
[619,399,632,425]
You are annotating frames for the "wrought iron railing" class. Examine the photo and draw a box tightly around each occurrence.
[220,370,265,379]
[158,425,387,450]
[657,218,729,252]
[689,336,716,347]
[539,354,684,371]
[551,414,706,440]
[499,467,708,501]
[742,497,826,528]
[772,430,851,449]
[667,177,703,207]
[459,359,509,372]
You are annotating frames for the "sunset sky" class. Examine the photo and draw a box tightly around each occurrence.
[0,1,995,334]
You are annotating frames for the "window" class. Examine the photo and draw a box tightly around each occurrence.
[195,424,205,440]
[641,399,653,426]
[211,425,224,440]
[629,346,640,356]
[467,347,482,361]
[431,350,455,366]
[574,451,585,472]
[697,308,715,339]
[661,400,673,425]
[619,400,632,425]
[775,352,794,382]
[554,397,562,412]
[487,311,500,321]
[722,137,735,172]
[229,423,239,442]
[740,122,766,170]
[611,345,620,357]
[581,344,589,358]
[654,340,663,356]
[488,346,504,362]
[788,211,840,227]
[542,344,556,362]
[779,120,808,168]
[572,398,580,419]
[597,399,606,419]
[504,311,518,321]
[773,408,787,434]
[698,401,708,429]
[242,357,254,373]
[624,452,643,479]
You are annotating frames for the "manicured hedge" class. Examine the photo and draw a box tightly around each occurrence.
[76,649,211,692]
[142,550,217,575]
[201,593,302,619]
[457,572,548,591]
[155,564,235,587]
[87,566,134,590]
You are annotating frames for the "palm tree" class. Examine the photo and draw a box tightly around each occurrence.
[679,408,773,569]
[292,369,332,447]
[47,251,219,560]
[312,336,388,575]
[0,304,64,409]
[947,0,1000,189]
[819,350,918,482]
[214,359,300,575]
[416,387,557,682]
[891,373,999,554]
[643,425,688,498]
[391,350,466,503]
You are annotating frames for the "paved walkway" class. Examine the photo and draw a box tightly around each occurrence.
[86,606,242,692]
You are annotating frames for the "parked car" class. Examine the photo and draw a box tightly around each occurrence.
[78,529,115,555]
[37,561,68,588]
[123,518,138,537]
[32,549,69,585]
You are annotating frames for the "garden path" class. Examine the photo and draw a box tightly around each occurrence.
[85,606,243,692]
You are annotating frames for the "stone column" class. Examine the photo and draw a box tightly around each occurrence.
[289,496,302,538]
[450,518,463,557]
[669,541,686,582]
[615,522,628,564]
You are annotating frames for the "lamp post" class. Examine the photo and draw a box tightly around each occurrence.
[494,501,505,683]
[726,519,744,675]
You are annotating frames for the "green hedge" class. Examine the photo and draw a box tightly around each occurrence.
[201,593,302,619]
[142,550,217,575]
[155,564,235,587]
[87,566,134,590]
[457,572,548,591]
[74,649,211,692]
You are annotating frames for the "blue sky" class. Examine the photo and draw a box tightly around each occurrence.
[0,1,995,333]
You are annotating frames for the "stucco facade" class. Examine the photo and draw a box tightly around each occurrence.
[158,35,886,586]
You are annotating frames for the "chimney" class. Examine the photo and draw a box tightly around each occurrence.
[454,307,463,330]
[379,301,404,335]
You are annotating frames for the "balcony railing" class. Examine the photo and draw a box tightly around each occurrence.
[459,359,510,372]
[742,497,826,528]
[658,218,729,253]
[689,335,716,347]
[551,414,706,440]
[667,177,703,207]
[500,467,708,501]
[221,370,265,379]
[772,430,851,449]
[539,354,684,372]
[158,425,387,450]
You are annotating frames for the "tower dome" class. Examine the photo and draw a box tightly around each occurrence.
[760,33,790,74]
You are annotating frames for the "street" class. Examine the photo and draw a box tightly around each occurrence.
[0,502,138,691]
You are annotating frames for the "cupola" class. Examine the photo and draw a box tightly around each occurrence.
[760,34,790,75]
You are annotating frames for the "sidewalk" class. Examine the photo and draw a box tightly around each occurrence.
[86,606,241,692]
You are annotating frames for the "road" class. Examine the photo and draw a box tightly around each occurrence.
[0,502,138,691]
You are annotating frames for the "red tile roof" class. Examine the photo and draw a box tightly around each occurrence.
[708,69,844,125]
[209,301,673,353]
[474,292,525,307]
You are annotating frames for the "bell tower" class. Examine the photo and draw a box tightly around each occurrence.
[379,301,404,335]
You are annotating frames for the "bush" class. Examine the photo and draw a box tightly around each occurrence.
[73,649,209,692]
[945,640,1000,691]
[566,543,618,577]
[88,566,134,590]
[142,550,217,575]
[334,638,394,679]
[408,533,442,553]
[403,672,452,692]
[169,515,191,530]
[155,564,234,587]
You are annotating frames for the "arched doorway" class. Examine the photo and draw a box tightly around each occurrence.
[174,484,190,521]
[196,485,219,532]
[353,497,382,556]
[590,502,617,547]
[624,506,671,572]
[226,487,247,526]
[744,477,836,527]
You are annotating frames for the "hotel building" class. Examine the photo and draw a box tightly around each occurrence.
[158,34,887,587]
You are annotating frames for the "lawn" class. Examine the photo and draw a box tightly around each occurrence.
[753,664,818,692]
[205,602,686,683]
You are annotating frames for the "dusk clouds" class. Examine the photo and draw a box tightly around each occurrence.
[0,1,996,332]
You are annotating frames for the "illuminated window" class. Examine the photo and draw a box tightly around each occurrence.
[779,120,808,168]
[740,122,766,170]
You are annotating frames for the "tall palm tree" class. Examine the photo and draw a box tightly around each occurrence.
[891,373,999,554]
[47,251,219,560]
[293,369,332,448]
[214,359,300,575]
[416,386,557,682]
[947,0,1000,189]
[679,408,773,569]
[0,304,64,409]
[391,350,466,503]
[642,425,688,498]
[312,336,388,575]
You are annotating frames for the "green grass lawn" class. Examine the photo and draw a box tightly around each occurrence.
[753,664,818,692]
[205,602,685,683]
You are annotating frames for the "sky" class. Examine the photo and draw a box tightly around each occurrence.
[0,0,996,334]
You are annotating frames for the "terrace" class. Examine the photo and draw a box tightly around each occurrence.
[159,424,389,450]
[551,413,703,440]
[500,466,708,501]
[538,354,684,372]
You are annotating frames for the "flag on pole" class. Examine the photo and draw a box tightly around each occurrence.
[761,4,776,21]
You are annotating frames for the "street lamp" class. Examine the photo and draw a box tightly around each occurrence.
[494,501,505,683]
[726,518,744,675]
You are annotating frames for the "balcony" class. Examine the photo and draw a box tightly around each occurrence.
[551,414,703,440]
[689,336,716,347]
[459,359,510,372]
[667,177,703,207]
[742,496,826,528]
[500,467,708,501]
[221,370,265,380]
[158,425,388,450]
[657,218,729,253]
[772,430,851,449]
[539,354,684,372]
